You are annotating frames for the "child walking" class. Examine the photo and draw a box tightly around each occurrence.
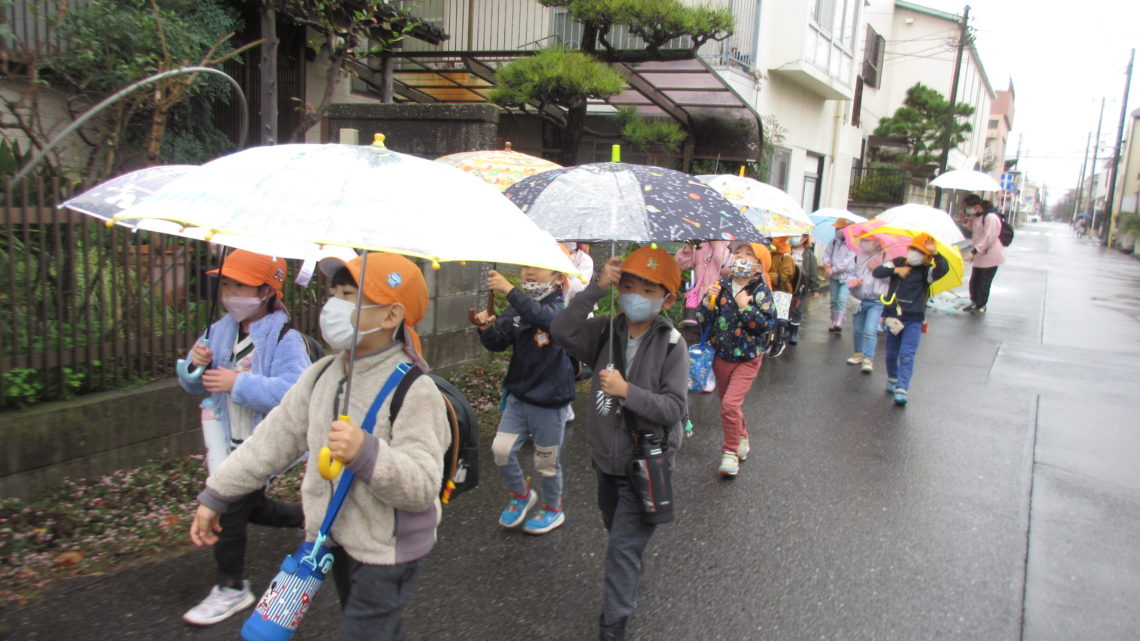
[872,234,949,406]
[844,238,890,373]
[821,219,857,332]
[179,249,310,626]
[698,243,776,477]
[473,262,575,534]
[189,252,451,640]
[551,246,689,641]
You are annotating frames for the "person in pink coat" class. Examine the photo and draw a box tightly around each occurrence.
[675,240,732,326]
[961,194,1005,313]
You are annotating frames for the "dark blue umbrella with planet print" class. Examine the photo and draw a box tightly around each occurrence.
[503,160,765,244]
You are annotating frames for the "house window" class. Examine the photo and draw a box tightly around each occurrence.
[801,153,824,212]
[806,0,857,84]
[988,118,999,129]
[861,25,885,88]
[768,146,792,192]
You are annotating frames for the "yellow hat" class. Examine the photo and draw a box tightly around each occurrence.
[621,246,681,293]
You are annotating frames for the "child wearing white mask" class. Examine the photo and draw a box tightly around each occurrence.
[473,257,575,535]
[871,234,950,406]
[179,249,309,626]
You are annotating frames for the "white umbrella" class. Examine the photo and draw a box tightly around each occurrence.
[929,169,1001,193]
[875,203,965,245]
[111,141,580,276]
[809,208,867,224]
[696,174,814,237]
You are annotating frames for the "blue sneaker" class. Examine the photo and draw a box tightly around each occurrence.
[885,378,898,393]
[498,489,537,528]
[522,505,565,535]
[893,389,908,406]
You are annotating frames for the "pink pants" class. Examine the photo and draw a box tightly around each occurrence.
[712,356,763,454]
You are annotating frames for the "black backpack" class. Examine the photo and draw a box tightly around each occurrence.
[278,323,327,364]
[391,367,479,504]
[993,212,1015,247]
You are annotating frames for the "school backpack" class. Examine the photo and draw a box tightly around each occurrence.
[993,212,1015,247]
[278,323,327,364]
[311,359,479,504]
[391,367,479,504]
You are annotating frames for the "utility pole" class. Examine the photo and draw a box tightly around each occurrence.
[1088,97,1106,234]
[1074,131,1090,223]
[1105,48,1135,248]
[934,5,970,209]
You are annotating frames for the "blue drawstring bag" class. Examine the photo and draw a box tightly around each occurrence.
[688,324,714,392]
[241,364,411,641]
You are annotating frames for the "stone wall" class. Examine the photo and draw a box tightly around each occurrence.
[324,103,500,158]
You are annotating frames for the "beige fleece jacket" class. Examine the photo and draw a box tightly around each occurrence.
[202,345,450,565]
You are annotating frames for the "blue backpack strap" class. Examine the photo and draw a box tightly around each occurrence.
[316,362,412,537]
[698,320,713,345]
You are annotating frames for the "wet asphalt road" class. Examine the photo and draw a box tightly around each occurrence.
[4,223,1139,641]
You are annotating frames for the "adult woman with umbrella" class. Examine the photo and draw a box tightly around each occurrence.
[961,193,1005,314]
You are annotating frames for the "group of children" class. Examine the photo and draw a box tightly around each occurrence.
[180,224,951,640]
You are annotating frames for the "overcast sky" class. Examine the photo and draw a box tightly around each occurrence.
[919,0,1140,201]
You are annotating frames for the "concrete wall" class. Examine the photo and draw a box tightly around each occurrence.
[324,103,500,158]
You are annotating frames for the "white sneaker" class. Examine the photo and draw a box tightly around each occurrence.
[718,452,739,477]
[737,437,750,462]
[182,581,256,626]
[860,358,873,374]
[845,352,864,365]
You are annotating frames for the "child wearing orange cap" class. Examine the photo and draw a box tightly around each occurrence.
[871,234,949,406]
[698,242,776,477]
[473,261,575,535]
[188,252,451,638]
[178,249,309,626]
[551,246,689,641]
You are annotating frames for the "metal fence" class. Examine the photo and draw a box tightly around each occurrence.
[0,178,325,410]
[849,166,909,204]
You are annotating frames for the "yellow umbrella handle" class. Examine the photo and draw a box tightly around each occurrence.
[318,414,352,480]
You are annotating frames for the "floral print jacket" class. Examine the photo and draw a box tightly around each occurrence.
[695,275,776,362]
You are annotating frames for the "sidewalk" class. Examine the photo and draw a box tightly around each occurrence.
[2,223,1138,641]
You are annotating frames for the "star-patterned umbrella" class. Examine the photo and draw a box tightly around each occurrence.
[503,162,763,243]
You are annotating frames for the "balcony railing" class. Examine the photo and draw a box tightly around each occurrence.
[850,166,909,204]
[3,0,80,61]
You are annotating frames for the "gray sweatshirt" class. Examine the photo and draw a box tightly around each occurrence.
[199,344,450,565]
[551,283,689,476]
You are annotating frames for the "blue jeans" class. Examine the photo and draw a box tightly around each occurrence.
[884,317,923,390]
[852,299,884,356]
[491,394,569,507]
[828,279,849,315]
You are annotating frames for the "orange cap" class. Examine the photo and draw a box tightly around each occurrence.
[341,252,429,359]
[621,246,682,293]
[771,237,791,254]
[741,242,772,274]
[910,232,938,256]
[207,249,286,298]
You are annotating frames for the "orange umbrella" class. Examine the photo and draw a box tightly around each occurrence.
[434,142,561,191]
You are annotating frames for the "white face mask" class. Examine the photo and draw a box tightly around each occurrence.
[222,296,265,322]
[519,280,557,301]
[789,237,803,247]
[320,297,384,351]
[906,250,927,266]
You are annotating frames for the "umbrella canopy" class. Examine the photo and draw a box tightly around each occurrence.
[696,174,814,237]
[929,169,1001,192]
[809,208,867,246]
[109,141,579,276]
[875,203,965,246]
[1075,212,1093,219]
[434,142,561,191]
[502,162,762,243]
[844,221,964,296]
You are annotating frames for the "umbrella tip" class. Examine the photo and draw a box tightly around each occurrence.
[738,165,746,177]
[504,141,512,151]
[104,220,114,228]
[431,259,441,271]
[611,144,621,163]
[372,133,386,148]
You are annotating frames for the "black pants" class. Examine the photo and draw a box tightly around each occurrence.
[596,469,657,627]
[969,266,999,308]
[331,547,424,641]
[215,489,304,588]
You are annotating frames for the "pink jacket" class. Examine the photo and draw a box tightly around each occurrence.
[675,241,732,308]
[970,211,1005,268]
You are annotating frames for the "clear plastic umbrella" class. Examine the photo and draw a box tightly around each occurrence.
[875,203,966,246]
[696,174,814,237]
[929,169,1001,192]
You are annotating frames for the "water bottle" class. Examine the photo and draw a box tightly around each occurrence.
[241,541,334,641]
[200,397,228,476]
[628,432,674,524]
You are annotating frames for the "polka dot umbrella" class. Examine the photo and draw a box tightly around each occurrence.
[502,161,764,243]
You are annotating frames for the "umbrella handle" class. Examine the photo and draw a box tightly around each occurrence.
[318,417,351,480]
[176,338,209,382]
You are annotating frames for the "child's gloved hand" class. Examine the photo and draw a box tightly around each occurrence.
[472,310,497,331]
[598,367,629,399]
[597,257,622,289]
[190,342,213,367]
[486,269,513,294]
[189,504,221,547]
[202,367,238,393]
[328,418,364,464]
